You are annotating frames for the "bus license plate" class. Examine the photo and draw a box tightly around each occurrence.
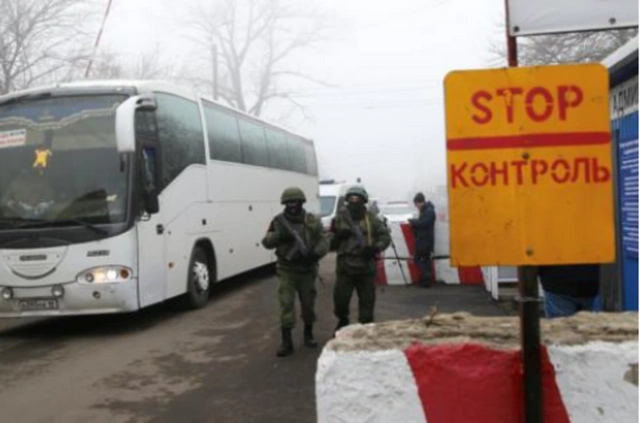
[19,298,59,311]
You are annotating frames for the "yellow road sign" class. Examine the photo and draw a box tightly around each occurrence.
[445,64,614,266]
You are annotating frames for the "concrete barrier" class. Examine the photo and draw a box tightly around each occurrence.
[316,312,638,423]
[378,221,484,286]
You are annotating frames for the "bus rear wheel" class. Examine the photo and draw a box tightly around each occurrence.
[179,246,211,310]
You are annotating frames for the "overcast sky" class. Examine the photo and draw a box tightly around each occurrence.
[100,0,506,201]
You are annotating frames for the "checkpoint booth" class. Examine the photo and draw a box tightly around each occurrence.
[601,37,639,312]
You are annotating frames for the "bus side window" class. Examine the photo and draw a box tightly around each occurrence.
[266,128,291,171]
[203,101,242,163]
[154,93,205,190]
[304,141,318,176]
[238,117,269,167]
[287,135,307,174]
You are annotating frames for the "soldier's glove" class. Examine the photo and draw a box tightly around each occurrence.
[278,231,295,243]
[301,251,320,265]
[334,228,352,240]
[362,246,380,259]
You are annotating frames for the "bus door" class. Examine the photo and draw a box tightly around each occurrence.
[134,109,167,307]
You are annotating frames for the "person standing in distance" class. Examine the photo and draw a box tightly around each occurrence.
[330,185,391,333]
[262,187,329,357]
[409,193,436,288]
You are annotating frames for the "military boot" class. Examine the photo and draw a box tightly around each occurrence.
[276,327,294,357]
[303,324,317,348]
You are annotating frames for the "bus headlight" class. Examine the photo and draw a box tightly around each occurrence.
[1,287,13,300]
[77,266,132,284]
[51,285,65,298]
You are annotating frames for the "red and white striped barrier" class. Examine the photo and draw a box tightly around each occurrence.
[317,314,639,423]
[376,221,484,286]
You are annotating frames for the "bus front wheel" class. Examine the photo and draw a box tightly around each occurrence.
[179,246,211,309]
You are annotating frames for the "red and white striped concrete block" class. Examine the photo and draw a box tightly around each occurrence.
[376,221,484,286]
[317,315,639,423]
[376,221,421,286]
[317,342,638,423]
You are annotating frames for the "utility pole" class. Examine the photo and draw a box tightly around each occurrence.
[85,0,115,78]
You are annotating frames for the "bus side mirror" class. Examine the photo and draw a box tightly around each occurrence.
[115,95,157,153]
[142,187,159,215]
[139,146,160,215]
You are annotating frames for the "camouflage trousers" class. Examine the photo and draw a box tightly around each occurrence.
[278,270,317,329]
[333,272,376,324]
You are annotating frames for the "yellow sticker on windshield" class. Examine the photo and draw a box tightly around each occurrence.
[33,148,52,170]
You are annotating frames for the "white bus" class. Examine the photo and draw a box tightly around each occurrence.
[0,80,319,316]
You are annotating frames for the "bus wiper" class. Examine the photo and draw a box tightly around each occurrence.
[0,217,44,228]
[17,218,109,235]
[0,218,22,228]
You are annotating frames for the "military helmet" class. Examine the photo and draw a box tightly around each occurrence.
[345,185,369,203]
[281,187,306,204]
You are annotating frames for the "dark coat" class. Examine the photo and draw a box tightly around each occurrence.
[409,202,435,256]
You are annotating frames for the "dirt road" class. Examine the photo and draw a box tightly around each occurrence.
[0,256,504,423]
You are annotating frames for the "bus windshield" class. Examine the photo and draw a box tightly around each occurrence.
[0,94,129,226]
[319,195,336,217]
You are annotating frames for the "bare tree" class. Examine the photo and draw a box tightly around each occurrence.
[488,27,638,67]
[0,0,97,94]
[82,46,176,81]
[133,46,176,80]
[84,50,123,80]
[185,0,332,117]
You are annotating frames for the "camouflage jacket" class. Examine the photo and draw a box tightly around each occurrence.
[330,210,391,275]
[262,211,329,274]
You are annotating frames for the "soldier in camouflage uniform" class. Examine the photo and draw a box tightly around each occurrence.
[262,187,329,357]
[330,185,390,333]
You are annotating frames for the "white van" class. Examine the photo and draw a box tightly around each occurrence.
[318,181,349,230]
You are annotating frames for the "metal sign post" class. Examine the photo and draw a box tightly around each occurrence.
[504,5,543,420]
[518,266,543,423]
